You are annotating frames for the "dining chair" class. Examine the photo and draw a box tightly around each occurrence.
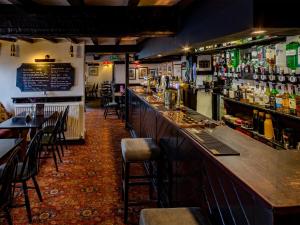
[39,112,63,171]
[43,106,69,156]
[12,130,43,223]
[0,146,19,225]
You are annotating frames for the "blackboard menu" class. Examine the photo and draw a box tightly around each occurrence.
[16,63,75,92]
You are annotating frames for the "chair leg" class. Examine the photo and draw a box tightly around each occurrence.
[149,162,154,200]
[32,176,43,202]
[58,132,64,157]
[62,131,68,150]
[55,144,63,163]
[4,207,13,225]
[22,181,32,223]
[51,145,59,172]
[124,162,129,224]
[104,107,108,119]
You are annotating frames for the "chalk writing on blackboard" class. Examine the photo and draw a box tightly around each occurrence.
[16,63,75,92]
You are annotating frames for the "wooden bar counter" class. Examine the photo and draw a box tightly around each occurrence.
[127,86,300,225]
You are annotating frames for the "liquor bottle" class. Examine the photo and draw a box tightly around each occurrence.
[253,109,259,131]
[282,84,290,114]
[296,86,300,116]
[254,84,261,105]
[269,84,278,110]
[234,85,242,100]
[289,85,297,115]
[264,83,271,106]
[258,85,265,106]
[230,49,240,69]
[264,114,274,140]
[258,112,265,135]
[275,85,283,112]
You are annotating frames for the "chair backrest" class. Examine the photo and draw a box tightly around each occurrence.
[0,147,19,207]
[49,112,63,143]
[19,130,44,178]
[61,106,69,132]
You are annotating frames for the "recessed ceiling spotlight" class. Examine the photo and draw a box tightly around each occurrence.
[183,46,191,52]
[252,30,266,35]
[157,54,162,57]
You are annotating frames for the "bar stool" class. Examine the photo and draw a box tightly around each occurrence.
[121,138,160,224]
[139,208,210,225]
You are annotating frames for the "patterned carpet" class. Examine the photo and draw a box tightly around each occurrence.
[8,108,149,225]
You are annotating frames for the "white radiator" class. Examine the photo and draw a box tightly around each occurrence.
[14,102,85,140]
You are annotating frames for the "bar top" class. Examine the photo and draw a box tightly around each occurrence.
[129,86,300,209]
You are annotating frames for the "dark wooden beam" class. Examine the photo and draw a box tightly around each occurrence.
[91,38,98,45]
[67,0,84,6]
[18,37,35,43]
[44,38,60,43]
[0,37,16,42]
[128,0,140,7]
[0,5,178,37]
[68,38,81,44]
[85,45,140,54]
[115,38,121,45]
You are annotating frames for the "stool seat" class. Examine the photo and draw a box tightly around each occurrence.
[121,138,160,162]
[139,208,208,225]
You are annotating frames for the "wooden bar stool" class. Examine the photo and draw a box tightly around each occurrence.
[121,138,160,224]
[139,208,210,225]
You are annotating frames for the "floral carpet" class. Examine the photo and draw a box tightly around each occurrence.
[8,108,149,225]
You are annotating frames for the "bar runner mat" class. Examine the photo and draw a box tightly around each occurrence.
[194,131,240,156]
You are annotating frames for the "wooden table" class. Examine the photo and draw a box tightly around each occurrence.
[0,138,23,164]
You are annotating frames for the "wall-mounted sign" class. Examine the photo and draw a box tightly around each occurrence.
[16,63,74,92]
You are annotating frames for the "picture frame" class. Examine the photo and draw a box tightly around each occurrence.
[167,62,173,75]
[129,68,136,80]
[88,66,98,76]
[149,69,157,77]
[139,67,148,79]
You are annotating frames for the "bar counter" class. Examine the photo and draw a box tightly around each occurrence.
[127,86,300,225]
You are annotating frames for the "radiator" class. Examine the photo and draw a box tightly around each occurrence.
[14,103,85,140]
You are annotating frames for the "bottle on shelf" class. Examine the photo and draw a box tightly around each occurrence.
[235,85,243,101]
[258,111,265,135]
[282,84,290,114]
[275,85,283,112]
[254,84,261,105]
[296,86,300,116]
[264,82,271,106]
[258,85,266,106]
[286,42,299,71]
[264,114,274,140]
[269,84,278,110]
[253,109,259,132]
[289,85,297,115]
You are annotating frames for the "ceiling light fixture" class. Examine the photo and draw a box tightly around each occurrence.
[183,46,191,52]
[251,30,266,35]
[157,54,162,57]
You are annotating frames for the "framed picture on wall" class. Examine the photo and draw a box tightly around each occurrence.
[139,67,148,79]
[149,69,157,77]
[129,68,136,80]
[167,62,173,75]
[88,66,98,76]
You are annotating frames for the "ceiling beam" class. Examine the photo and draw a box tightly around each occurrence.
[68,38,81,44]
[91,38,98,45]
[44,38,60,43]
[85,45,141,54]
[128,0,140,7]
[115,38,121,45]
[67,0,84,6]
[0,5,178,37]
[0,37,17,42]
[18,37,35,43]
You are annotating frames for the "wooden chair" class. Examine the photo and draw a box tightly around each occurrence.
[0,146,20,225]
[12,130,43,223]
